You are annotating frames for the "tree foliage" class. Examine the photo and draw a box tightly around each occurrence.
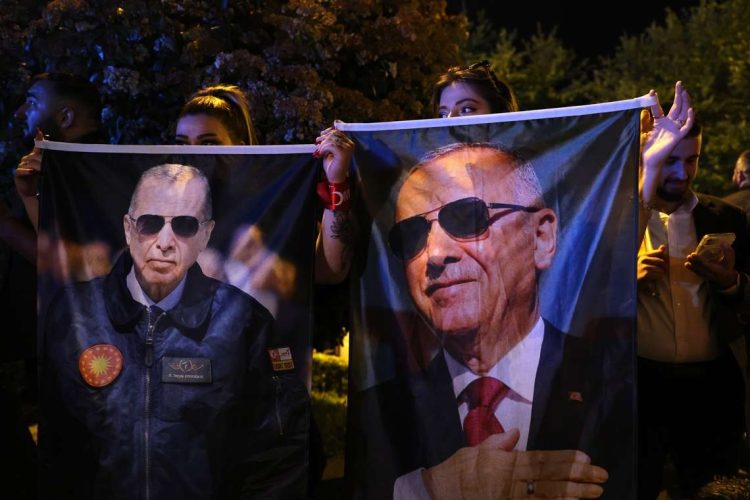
[487,28,581,110]
[4,2,747,193]
[0,0,467,348]
[466,0,748,195]
[569,0,750,195]
[0,0,466,153]
[463,13,583,110]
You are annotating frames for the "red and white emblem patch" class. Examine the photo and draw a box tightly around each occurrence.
[268,347,295,372]
[79,344,123,388]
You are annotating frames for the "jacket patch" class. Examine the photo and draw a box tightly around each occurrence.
[568,391,584,403]
[268,347,295,371]
[79,344,123,388]
[162,357,212,383]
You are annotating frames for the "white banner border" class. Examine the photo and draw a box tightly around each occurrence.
[34,142,316,155]
[336,94,658,132]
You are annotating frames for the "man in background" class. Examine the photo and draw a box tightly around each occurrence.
[638,83,750,498]
[1,72,105,499]
[723,149,750,215]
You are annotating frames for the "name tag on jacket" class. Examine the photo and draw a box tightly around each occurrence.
[161,357,212,383]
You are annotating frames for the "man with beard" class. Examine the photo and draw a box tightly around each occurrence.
[638,83,750,498]
[0,72,104,499]
[13,72,105,229]
[14,72,103,146]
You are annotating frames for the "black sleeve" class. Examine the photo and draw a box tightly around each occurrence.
[38,294,98,500]
[218,303,311,500]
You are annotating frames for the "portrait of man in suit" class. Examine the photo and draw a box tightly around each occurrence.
[348,142,633,499]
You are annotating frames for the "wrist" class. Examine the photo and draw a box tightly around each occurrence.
[716,270,740,292]
[326,169,348,184]
[326,166,349,183]
[316,178,351,211]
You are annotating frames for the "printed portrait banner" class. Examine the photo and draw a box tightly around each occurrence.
[339,96,652,499]
[36,143,319,498]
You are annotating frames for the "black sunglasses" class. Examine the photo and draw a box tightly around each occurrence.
[388,197,540,261]
[127,214,211,238]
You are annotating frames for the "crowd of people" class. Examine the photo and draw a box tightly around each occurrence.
[1,61,750,499]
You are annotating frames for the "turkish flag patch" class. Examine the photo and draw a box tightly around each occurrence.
[268,347,295,372]
[79,344,124,388]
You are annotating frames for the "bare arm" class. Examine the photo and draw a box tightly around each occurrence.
[313,125,354,284]
[638,82,695,242]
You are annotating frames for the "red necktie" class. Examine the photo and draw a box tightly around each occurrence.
[462,377,509,446]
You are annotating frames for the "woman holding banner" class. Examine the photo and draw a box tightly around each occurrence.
[432,60,519,118]
[175,84,353,285]
[174,84,353,494]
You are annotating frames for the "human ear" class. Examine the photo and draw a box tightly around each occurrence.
[199,220,216,250]
[533,208,557,271]
[58,106,75,129]
[123,214,132,246]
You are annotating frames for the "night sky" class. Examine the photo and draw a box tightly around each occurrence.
[446,0,702,58]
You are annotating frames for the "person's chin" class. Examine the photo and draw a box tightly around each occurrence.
[18,129,35,148]
[430,311,479,339]
[440,326,480,361]
[142,265,179,284]
[658,186,688,202]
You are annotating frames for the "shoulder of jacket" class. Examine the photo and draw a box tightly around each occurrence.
[213,282,274,323]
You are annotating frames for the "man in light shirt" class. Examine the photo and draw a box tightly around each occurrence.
[349,142,633,499]
[638,84,750,498]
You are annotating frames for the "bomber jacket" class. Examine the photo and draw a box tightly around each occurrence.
[39,252,309,499]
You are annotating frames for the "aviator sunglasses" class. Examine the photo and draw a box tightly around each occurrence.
[388,196,540,261]
[127,214,211,238]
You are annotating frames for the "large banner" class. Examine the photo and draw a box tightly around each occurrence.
[36,143,317,498]
[340,97,650,499]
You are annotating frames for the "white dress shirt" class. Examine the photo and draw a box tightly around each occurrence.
[445,316,544,451]
[126,266,186,310]
[637,193,719,362]
[394,317,546,499]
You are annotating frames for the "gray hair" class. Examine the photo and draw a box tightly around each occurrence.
[409,142,544,207]
[128,164,212,218]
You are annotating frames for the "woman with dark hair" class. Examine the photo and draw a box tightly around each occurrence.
[432,60,519,118]
[174,84,352,284]
[174,83,352,494]
[175,84,258,145]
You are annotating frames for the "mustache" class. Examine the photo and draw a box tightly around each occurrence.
[423,267,478,296]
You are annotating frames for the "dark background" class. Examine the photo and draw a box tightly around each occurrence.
[447,0,702,57]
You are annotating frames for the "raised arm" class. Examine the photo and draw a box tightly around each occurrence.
[15,130,45,233]
[313,124,354,284]
[638,81,695,242]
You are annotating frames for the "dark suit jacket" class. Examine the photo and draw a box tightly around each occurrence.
[347,321,634,499]
[693,193,750,319]
[692,194,750,437]
[722,189,750,221]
